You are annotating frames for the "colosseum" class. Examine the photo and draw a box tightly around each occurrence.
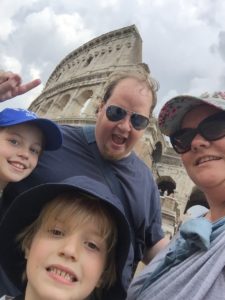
[29,24,197,239]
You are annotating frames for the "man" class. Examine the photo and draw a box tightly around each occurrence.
[1,71,167,298]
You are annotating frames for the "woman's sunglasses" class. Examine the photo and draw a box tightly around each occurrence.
[105,105,149,130]
[170,111,225,154]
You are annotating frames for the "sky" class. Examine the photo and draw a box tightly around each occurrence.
[1,0,225,115]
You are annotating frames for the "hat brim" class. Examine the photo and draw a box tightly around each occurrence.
[158,95,225,136]
[0,176,130,291]
[21,119,62,151]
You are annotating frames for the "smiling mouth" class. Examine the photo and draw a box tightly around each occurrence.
[9,161,26,170]
[195,156,221,166]
[46,266,77,282]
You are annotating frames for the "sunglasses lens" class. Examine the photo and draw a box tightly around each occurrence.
[106,105,126,122]
[171,112,225,154]
[131,114,149,130]
[170,128,196,154]
[106,105,149,130]
[201,118,225,141]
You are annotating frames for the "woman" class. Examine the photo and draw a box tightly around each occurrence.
[127,91,225,300]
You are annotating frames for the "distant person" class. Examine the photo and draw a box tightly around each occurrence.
[127,92,225,300]
[1,70,167,299]
[0,176,130,300]
[0,107,62,296]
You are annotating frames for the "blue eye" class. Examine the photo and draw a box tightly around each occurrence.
[9,139,19,145]
[30,147,41,156]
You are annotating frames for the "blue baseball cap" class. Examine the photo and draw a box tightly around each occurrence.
[0,175,131,295]
[0,108,62,150]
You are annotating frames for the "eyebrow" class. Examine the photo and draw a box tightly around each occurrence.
[6,130,42,146]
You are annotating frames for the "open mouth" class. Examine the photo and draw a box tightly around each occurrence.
[46,266,77,283]
[112,133,126,145]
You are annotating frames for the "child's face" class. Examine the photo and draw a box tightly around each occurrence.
[0,123,43,187]
[25,216,108,300]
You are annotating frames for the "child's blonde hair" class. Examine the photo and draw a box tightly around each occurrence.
[18,191,118,289]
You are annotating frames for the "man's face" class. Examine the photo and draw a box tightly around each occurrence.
[95,78,153,160]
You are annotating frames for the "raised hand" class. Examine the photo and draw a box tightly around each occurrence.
[0,71,41,101]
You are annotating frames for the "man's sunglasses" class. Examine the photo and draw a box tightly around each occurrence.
[105,105,149,130]
[170,111,225,154]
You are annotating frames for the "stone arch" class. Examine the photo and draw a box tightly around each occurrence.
[72,90,93,116]
[84,56,93,67]
[157,176,176,197]
[184,186,209,213]
[51,94,70,114]
[37,100,53,116]
[152,141,162,163]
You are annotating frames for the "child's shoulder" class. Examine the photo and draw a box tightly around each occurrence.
[0,295,15,300]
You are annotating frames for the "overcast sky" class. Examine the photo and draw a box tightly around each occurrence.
[1,0,225,115]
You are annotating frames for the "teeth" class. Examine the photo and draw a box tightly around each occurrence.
[10,162,25,169]
[197,156,220,165]
[112,134,126,145]
[47,267,76,282]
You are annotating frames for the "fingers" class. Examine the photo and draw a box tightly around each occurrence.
[0,70,41,101]
[0,80,18,99]
[17,79,41,96]
[0,71,21,85]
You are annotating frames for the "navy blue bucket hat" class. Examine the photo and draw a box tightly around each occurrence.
[0,108,62,150]
[0,175,131,295]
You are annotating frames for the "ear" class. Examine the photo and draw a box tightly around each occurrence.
[24,247,30,260]
[96,277,103,288]
[96,100,105,115]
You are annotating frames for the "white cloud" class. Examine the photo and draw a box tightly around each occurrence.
[0,0,40,40]
[0,19,16,40]
[98,0,120,8]
[0,0,225,111]
[0,55,22,73]
[29,65,42,79]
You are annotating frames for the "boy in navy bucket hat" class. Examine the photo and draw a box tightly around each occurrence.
[0,175,131,300]
[0,107,62,193]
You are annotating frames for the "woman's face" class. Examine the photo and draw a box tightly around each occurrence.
[180,104,225,190]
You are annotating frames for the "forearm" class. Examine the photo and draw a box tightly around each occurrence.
[142,237,169,264]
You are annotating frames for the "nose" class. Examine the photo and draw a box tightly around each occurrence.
[117,114,132,132]
[191,133,210,152]
[58,237,78,261]
[17,147,30,160]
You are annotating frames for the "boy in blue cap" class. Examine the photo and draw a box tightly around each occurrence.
[0,176,130,300]
[0,107,62,194]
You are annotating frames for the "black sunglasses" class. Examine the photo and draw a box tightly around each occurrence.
[105,105,149,130]
[170,111,225,154]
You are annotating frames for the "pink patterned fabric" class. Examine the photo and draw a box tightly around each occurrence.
[158,92,225,136]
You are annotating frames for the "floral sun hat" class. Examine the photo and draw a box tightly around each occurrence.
[158,91,225,136]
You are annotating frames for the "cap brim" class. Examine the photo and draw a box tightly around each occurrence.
[26,119,62,150]
[158,95,225,136]
[0,176,130,291]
